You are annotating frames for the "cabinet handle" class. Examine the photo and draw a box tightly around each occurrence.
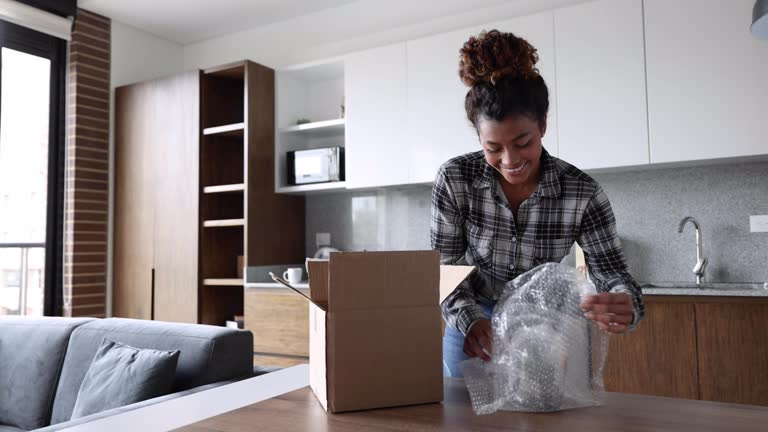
[151,268,155,320]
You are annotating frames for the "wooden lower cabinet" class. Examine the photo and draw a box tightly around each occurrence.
[604,299,698,399]
[605,296,768,406]
[245,289,309,364]
[696,302,768,406]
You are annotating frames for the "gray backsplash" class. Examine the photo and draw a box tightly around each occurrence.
[305,160,768,284]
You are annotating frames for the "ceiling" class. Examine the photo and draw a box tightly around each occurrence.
[78,0,360,44]
[78,0,586,46]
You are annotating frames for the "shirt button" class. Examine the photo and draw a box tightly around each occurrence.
[509,264,516,270]
[511,237,517,243]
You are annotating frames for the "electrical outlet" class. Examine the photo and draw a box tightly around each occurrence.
[750,215,768,233]
[316,232,331,247]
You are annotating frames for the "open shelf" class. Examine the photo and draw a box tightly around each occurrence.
[203,123,244,136]
[275,59,345,194]
[203,278,244,286]
[203,183,245,194]
[203,219,245,228]
[276,181,347,194]
[279,118,344,137]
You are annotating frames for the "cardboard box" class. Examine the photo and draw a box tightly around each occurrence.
[271,251,473,413]
[237,256,244,279]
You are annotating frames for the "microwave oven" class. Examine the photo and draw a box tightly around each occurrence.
[287,147,345,185]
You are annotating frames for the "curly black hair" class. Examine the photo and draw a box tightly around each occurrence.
[459,30,549,126]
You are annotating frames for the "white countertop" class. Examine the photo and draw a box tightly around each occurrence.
[245,281,309,290]
[245,281,311,299]
[642,286,768,297]
[245,281,768,297]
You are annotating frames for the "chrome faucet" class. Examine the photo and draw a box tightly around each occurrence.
[678,216,707,285]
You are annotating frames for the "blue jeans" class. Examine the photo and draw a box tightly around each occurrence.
[443,301,496,378]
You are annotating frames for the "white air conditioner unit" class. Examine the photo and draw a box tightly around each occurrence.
[0,0,73,40]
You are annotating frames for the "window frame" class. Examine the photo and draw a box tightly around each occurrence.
[0,19,67,316]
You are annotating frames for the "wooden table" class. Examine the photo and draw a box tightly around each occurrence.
[178,378,768,432]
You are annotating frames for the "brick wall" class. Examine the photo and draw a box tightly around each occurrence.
[63,10,110,317]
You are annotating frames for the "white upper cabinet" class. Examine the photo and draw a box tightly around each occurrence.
[406,12,558,184]
[344,43,409,189]
[554,0,649,170]
[645,0,768,163]
[406,27,478,184]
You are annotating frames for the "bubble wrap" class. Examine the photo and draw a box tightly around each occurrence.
[461,262,609,414]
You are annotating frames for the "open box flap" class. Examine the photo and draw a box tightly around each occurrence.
[305,259,329,304]
[439,265,476,303]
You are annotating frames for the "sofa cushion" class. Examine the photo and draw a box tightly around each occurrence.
[50,318,253,425]
[71,339,180,419]
[0,425,27,432]
[0,317,94,430]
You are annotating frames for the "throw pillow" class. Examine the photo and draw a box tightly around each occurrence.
[71,338,180,419]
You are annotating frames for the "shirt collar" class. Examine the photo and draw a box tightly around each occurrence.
[472,148,561,199]
[537,149,561,198]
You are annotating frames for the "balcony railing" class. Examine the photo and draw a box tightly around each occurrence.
[0,242,45,316]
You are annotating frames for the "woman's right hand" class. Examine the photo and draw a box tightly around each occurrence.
[464,318,492,361]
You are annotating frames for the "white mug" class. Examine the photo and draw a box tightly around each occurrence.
[283,268,303,284]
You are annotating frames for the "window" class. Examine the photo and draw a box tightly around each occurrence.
[0,20,66,316]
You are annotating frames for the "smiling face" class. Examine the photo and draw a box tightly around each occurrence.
[477,115,546,187]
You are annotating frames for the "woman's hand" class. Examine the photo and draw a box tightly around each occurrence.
[464,318,493,361]
[580,292,634,334]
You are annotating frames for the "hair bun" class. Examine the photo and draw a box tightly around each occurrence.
[459,29,540,87]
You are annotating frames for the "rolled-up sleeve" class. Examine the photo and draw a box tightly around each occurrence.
[431,168,485,335]
[577,187,644,329]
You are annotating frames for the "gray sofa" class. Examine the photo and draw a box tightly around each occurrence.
[0,317,268,431]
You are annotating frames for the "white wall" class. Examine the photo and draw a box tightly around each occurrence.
[182,0,590,70]
[108,22,185,316]
[112,21,185,87]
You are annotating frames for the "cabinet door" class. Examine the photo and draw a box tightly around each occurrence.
[344,43,409,188]
[406,27,480,184]
[245,289,309,357]
[554,0,649,169]
[407,12,558,184]
[603,298,699,399]
[152,71,200,323]
[114,82,155,320]
[696,301,768,406]
[645,0,768,163]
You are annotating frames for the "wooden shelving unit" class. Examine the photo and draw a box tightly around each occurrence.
[203,122,244,136]
[199,62,248,326]
[203,183,245,194]
[203,219,245,228]
[114,60,305,328]
[203,278,244,286]
[198,61,305,327]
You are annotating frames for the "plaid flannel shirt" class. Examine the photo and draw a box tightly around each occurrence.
[431,149,644,335]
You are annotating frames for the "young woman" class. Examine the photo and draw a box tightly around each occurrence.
[431,30,644,377]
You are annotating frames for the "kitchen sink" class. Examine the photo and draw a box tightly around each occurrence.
[640,282,768,290]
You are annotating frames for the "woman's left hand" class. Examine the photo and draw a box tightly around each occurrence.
[580,292,633,334]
